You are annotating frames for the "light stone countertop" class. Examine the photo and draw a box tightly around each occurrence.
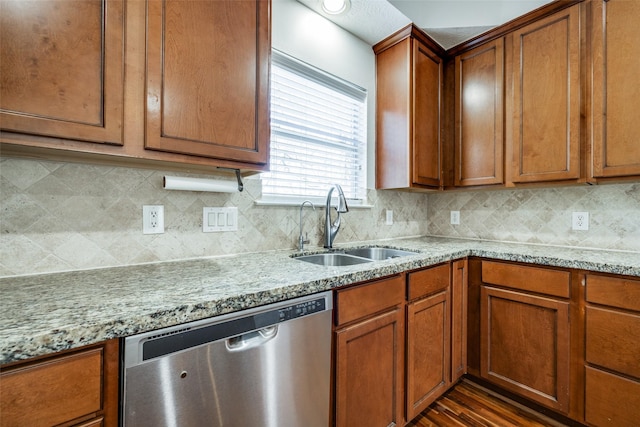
[2,236,639,364]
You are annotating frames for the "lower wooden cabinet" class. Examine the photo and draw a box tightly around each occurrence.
[0,339,119,427]
[333,262,460,426]
[335,308,405,427]
[480,261,571,414]
[468,259,640,426]
[334,275,405,427]
[481,286,570,412]
[585,367,640,427]
[450,259,467,384]
[584,274,640,427]
[406,287,449,420]
[406,264,451,420]
[332,258,640,427]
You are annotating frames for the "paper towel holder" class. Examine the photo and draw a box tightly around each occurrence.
[163,169,244,193]
[220,168,244,192]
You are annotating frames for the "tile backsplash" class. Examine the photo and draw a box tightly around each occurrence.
[0,157,428,276]
[2,157,638,277]
[428,183,640,252]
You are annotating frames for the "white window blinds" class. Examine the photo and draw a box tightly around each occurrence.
[262,50,367,203]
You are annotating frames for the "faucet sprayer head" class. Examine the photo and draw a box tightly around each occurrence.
[324,184,349,249]
[335,185,349,213]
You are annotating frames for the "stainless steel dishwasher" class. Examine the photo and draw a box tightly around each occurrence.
[122,291,333,427]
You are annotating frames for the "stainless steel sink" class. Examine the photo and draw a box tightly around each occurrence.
[294,253,372,266]
[343,247,418,260]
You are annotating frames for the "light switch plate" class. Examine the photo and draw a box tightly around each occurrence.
[203,207,238,232]
[450,211,460,225]
[386,209,393,225]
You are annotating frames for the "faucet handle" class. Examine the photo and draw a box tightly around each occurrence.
[299,232,311,250]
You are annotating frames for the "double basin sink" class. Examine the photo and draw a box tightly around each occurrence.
[294,247,418,267]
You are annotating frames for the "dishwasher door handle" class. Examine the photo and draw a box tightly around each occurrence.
[225,325,278,351]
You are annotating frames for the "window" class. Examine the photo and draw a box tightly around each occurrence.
[261,50,367,205]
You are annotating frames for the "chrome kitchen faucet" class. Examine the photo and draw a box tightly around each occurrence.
[324,184,349,248]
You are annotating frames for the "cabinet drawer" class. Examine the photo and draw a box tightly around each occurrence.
[1,348,103,427]
[336,275,405,326]
[408,263,450,300]
[586,306,640,379]
[585,366,640,427]
[586,274,640,311]
[481,261,569,298]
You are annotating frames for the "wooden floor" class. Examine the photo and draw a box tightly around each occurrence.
[407,381,567,427]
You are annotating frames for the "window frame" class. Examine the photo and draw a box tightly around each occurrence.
[259,50,368,207]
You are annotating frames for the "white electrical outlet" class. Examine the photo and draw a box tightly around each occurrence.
[143,205,164,234]
[386,209,393,225]
[451,211,460,225]
[572,212,589,231]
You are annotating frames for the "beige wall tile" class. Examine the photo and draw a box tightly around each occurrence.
[0,158,429,276]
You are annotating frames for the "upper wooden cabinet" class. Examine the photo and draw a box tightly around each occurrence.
[1,0,271,172]
[590,0,640,180]
[454,39,504,187]
[374,25,445,190]
[145,0,270,165]
[505,4,582,185]
[0,0,125,145]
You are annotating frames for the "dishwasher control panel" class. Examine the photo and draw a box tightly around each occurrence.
[278,298,326,322]
[125,291,333,365]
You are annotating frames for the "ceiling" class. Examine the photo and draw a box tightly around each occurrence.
[296,0,554,49]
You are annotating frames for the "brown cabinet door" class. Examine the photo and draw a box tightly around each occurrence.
[413,39,443,188]
[374,26,443,190]
[375,36,411,190]
[481,286,570,413]
[585,367,640,427]
[145,0,269,165]
[454,39,504,187]
[0,339,119,427]
[0,0,124,145]
[591,0,640,179]
[335,308,404,427]
[451,259,467,383]
[506,4,581,184]
[406,289,450,420]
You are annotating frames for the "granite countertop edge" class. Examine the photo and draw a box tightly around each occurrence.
[2,236,638,365]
